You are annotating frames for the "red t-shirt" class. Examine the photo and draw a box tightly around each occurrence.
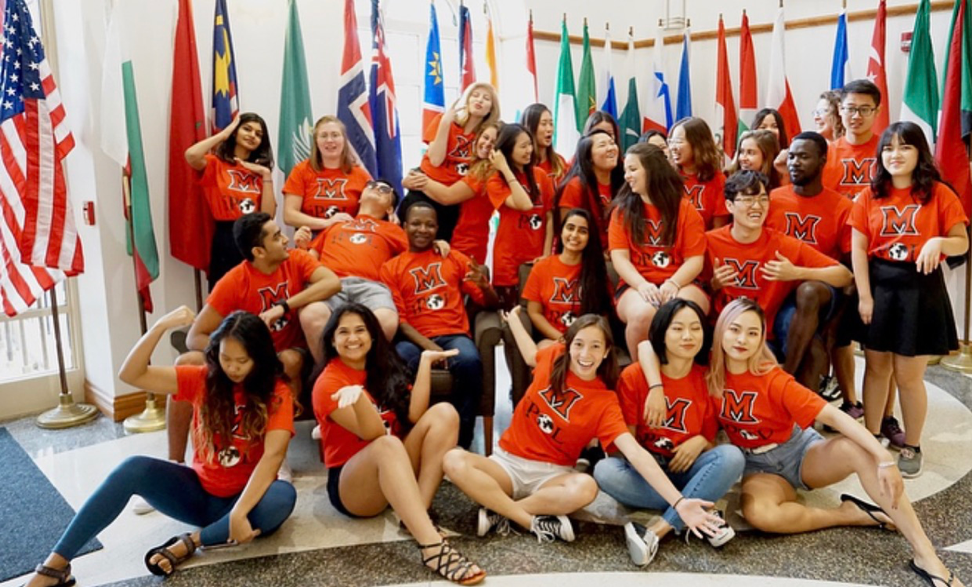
[557,176,614,247]
[704,226,838,334]
[537,153,568,182]
[849,183,969,263]
[450,172,494,263]
[618,363,717,458]
[199,154,264,221]
[380,249,486,337]
[521,255,583,334]
[420,113,476,185]
[766,185,853,260]
[608,198,706,288]
[312,358,401,469]
[488,168,555,287]
[309,215,408,281]
[681,170,728,229]
[283,160,370,220]
[822,135,880,200]
[716,366,827,450]
[175,365,294,497]
[499,344,629,466]
[206,250,321,351]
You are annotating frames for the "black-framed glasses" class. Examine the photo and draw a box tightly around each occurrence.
[841,106,876,117]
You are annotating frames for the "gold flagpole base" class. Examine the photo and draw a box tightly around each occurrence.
[941,342,972,374]
[36,393,99,429]
[927,355,942,366]
[123,393,167,433]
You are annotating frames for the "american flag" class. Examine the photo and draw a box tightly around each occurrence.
[0,0,81,316]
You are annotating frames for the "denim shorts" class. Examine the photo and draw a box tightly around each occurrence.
[742,425,824,490]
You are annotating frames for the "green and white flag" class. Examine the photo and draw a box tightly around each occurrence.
[576,21,596,128]
[277,0,313,177]
[900,0,939,148]
[553,19,580,156]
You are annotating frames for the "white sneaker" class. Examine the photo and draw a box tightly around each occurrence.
[277,460,294,484]
[131,495,155,515]
[311,425,322,440]
[530,514,574,543]
[624,522,659,566]
[705,511,735,548]
[477,508,513,537]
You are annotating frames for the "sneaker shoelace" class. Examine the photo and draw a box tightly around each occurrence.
[900,446,917,460]
[530,517,560,543]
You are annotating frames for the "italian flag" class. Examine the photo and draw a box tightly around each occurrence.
[553,19,580,156]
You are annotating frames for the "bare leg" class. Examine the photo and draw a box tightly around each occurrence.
[862,349,893,435]
[167,351,205,462]
[374,308,400,342]
[516,472,598,516]
[885,376,898,418]
[402,403,460,509]
[278,349,304,401]
[616,289,655,363]
[298,301,332,364]
[442,448,529,528]
[892,354,930,447]
[677,284,710,314]
[783,282,832,376]
[833,344,858,404]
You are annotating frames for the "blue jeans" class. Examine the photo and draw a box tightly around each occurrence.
[593,445,745,532]
[52,456,296,560]
[396,334,482,448]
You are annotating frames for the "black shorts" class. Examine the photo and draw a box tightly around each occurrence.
[326,464,365,519]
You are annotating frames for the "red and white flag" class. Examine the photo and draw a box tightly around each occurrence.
[866,0,890,137]
[526,12,538,101]
[766,6,801,140]
[716,15,738,160]
[738,10,758,133]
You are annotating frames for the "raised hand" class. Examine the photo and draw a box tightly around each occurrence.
[421,347,460,366]
[157,305,196,331]
[294,226,313,249]
[465,257,489,288]
[711,258,738,291]
[760,251,798,282]
[331,384,365,409]
[234,157,272,180]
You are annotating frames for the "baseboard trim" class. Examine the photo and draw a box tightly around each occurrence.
[84,380,168,422]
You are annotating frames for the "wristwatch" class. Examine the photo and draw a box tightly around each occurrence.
[273,300,291,315]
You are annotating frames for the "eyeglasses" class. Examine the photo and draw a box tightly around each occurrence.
[812,109,833,117]
[367,181,394,195]
[734,195,770,207]
[841,106,876,117]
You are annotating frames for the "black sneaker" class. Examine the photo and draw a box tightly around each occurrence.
[530,515,575,542]
[818,375,842,401]
[476,507,512,537]
[575,445,605,473]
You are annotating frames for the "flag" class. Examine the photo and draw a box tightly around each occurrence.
[211,0,239,133]
[526,11,538,101]
[900,0,939,148]
[599,25,617,119]
[278,0,313,179]
[936,0,972,216]
[716,16,737,160]
[369,0,403,195]
[675,30,692,120]
[422,2,445,131]
[553,19,579,155]
[766,6,801,139]
[738,10,758,135]
[866,0,891,136]
[830,10,850,90]
[102,6,158,311]
[0,0,80,316]
[168,0,211,273]
[643,27,672,133]
[337,0,376,175]
[576,21,596,126]
[619,30,641,152]
[458,3,475,91]
[485,6,498,90]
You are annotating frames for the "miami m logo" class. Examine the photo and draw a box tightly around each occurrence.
[662,397,691,433]
[724,258,760,289]
[840,158,876,186]
[347,218,380,232]
[879,205,920,237]
[549,277,580,304]
[448,135,472,160]
[684,184,705,211]
[315,178,348,200]
[226,170,261,193]
[538,386,583,421]
[783,212,822,244]
[721,389,760,424]
[644,219,664,246]
[408,263,447,294]
[257,282,289,312]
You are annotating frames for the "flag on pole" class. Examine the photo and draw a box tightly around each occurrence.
[0,0,80,316]
[619,28,641,152]
[553,18,580,155]
[485,5,498,90]
[766,6,801,139]
[526,11,539,101]
[211,0,239,133]
[936,0,972,216]
[102,6,158,311]
[599,24,617,119]
[369,0,403,195]
[422,2,445,131]
[716,15,737,160]
[458,2,475,91]
[900,0,939,148]
[866,0,891,136]
[576,21,597,126]
[643,27,672,133]
[830,9,850,90]
[337,0,376,175]
[738,10,758,134]
[675,30,692,120]
[168,0,211,273]
[278,0,313,179]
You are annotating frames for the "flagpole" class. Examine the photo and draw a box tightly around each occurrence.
[193,268,203,311]
[942,230,972,373]
[120,173,167,432]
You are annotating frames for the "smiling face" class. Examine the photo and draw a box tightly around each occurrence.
[235,120,264,153]
[623,153,647,195]
[218,337,254,384]
[333,312,372,365]
[726,183,770,231]
[511,131,534,168]
[737,137,765,172]
[721,310,764,364]
[536,110,554,148]
[590,134,619,171]
[405,205,438,250]
[756,115,780,140]
[475,126,498,159]
[668,125,694,168]
[881,134,919,180]
[467,86,494,118]
[813,98,836,137]
[560,214,590,255]
[664,306,705,362]
[840,92,878,138]
[569,325,608,380]
[315,121,346,163]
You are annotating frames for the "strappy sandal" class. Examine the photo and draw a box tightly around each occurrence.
[910,559,957,587]
[144,532,197,577]
[840,494,896,531]
[28,564,75,587]
[418,539,486,586]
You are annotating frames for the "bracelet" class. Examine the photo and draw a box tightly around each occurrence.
[648,383,664,391]
[663,278,681,290]
[672,496,686,509]
[877,461,897,469]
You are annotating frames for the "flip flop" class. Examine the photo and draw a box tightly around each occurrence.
[910,559,956,587]
[839,493,894,531]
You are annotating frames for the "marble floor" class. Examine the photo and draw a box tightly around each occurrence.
[3,354,972,587]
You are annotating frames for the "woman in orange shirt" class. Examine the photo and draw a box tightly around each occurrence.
[521,103,567,181]
[311,303,485,586]
[751,108,790,181]
[185,113,276,289]
[282,115,371,233]
[724,130,782,190]
[553,130,623,247]
[668,117,729,229]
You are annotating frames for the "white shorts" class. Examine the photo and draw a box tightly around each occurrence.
[489,447,574,500]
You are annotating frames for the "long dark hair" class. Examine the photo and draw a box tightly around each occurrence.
[648,299,711,367]
[521,103,566,178]
[215,112,274,169]
[582,110,620,143]
[871,121,941,204]
[557,208,612,318]
[611,142,683,248]
[200,311,285,464]
[553,130,624,239]
[549,314,619,397]
[318,303,413,432]
[751,108,789,148]
[495,123,540,203]
[670,117,721,182]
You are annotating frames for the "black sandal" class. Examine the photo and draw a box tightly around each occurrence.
[30,564,75,587]
[418,539,486,586]
[910,559,956,587]
[144,533,197,577]
[840,493,894,531]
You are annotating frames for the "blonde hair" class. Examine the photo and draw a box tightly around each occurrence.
[455,82,501,133]
[706,298,778,397]
[469,121,501,183]
[725,130,781,187]
[309,115,358,173]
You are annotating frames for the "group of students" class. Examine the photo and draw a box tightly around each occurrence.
[23,77,967,587]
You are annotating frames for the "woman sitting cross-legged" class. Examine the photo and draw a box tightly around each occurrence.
[594,299,744,566]
[311,303,485,586]
[25,307,298,586]
[442,306,724,545]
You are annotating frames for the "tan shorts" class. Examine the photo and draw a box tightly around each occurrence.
[489,447,574,500]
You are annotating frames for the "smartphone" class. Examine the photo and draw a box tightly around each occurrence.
[201,540,239,551]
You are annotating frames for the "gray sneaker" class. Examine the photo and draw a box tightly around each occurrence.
[530,514,575,543]
[624,522,659,566]
[898,446,923,478]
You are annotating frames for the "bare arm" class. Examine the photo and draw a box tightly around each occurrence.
[185,117,239,171]
[526,300,563,342]
[283,194,328,231]
[425,107,457,167]
[759,252,852,287]
[400,322,443,352]
[329,391,387,440]
[502,305,538,367]
[490,150,533,211]
[610,249,648,290]
[407,349,459,423]
[118,306,196,394]
[227,428,291,543]
[187,304,224,352]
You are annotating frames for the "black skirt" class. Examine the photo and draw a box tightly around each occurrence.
[208,220,243,291]
[862,258,959,356]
